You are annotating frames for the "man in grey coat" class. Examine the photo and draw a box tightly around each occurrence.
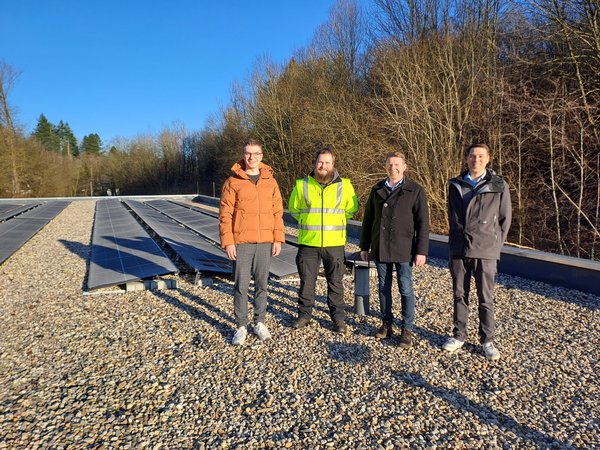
[443,143,512,360]
[360,151,429,348]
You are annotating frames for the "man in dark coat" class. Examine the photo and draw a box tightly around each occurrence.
[360,152,429,348]
[443,143,512,361]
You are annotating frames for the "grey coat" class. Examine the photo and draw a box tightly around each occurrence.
[448,169,512,260]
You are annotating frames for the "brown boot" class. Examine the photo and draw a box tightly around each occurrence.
[398,329,413,348]
[374,321,392,339]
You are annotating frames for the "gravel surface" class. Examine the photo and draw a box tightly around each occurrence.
[0,200,598,449]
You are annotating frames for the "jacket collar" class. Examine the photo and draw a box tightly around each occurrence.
[375,176,415,197]
[231,160,274,180]
[450,168,504,193]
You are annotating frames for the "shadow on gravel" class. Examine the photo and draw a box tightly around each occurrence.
[498,275,600,311]
[327,342,371,365]
[392,371,575,449]
[59,239,91,291]
[152,290,235,340]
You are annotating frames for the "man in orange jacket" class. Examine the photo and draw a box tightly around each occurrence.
[219,139,285,345]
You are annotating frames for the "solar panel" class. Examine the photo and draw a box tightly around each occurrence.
[0,201,71,264]
[145,199,222,242]
[0,219,48,264]
[149,199,300,278]
[124,200,232,274]
[88,199,178,290]
[0,202,40,222]
[14,201,71,220]
[0,203,25,214]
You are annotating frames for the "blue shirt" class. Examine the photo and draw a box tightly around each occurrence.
[385,178,404,191]
[465,172,485,187]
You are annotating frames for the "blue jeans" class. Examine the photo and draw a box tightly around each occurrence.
[376,262,415,330]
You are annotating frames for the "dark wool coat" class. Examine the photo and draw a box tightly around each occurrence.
[360,177,429,263]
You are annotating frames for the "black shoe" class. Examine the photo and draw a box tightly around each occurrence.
[293,317,311,329]
[398,329,413,348]
[334,320,348,333]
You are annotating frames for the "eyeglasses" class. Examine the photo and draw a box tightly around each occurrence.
[244,152,262,157]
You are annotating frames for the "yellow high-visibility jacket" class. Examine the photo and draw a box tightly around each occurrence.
[288,173,358,247]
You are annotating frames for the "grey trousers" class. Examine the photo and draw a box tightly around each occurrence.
[449,257,497,344]
[233,243,272,327]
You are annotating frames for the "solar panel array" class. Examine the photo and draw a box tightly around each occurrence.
[88,199,178,290]
[125,200,232,274]
[0,201,70,265]
[145,199,222,242]
[0,202,40,222]
[148,200,300,278]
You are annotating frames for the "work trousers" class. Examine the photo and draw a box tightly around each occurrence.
[376,261,415,330]
[296,245,346,323]
[233,243,272,327]
[449,257,497,344]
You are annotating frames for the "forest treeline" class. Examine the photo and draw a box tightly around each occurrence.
[1,0,599,260]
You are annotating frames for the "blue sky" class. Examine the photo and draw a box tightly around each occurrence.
[1,1,337,145]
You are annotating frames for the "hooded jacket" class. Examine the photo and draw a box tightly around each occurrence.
[219,161,285,247]
[288,169,358,247]
[448,169,512,260]
[360,177,429,263]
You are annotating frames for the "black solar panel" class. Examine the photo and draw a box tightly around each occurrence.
[150,199,300,278]
[0,203,25,214]
[0,202,40,222]
[88,199,178,290]
[0,219,47,264]
[0,201,71,264]
[124,200,232,274]
[146,199,222,242]
[14,201,71,220]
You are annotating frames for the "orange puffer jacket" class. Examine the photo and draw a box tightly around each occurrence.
[219,161,285,247]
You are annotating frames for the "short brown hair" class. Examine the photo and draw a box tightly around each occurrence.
[243,138,263,150]
[385,151,407,163]
[465,143,491,157]
[314,146,336,163]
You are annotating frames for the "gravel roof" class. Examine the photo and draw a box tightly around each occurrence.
[0,200,598,449]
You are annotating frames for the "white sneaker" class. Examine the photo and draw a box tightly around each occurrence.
[482,342,500,361]
[254,322,271,341]
[232,326,247,345]
[443,337,465,352]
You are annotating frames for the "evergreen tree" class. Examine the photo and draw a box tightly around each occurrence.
[81,133,102,154]
[32,114,60,152]
[55,121,79,156]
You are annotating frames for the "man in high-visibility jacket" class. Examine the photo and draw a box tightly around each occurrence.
[288,147,359,333]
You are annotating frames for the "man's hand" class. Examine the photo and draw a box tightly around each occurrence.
[272,242,282,256]
[360,250,370,262]
[414,254,426,267]
[226,244,237,261]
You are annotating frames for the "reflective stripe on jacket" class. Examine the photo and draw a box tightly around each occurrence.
[288,173,358,247]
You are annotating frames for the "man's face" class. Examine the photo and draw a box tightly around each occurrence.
[386,156,407,182]
[243,144,263,170]
[466,146,489,175]
[314,153,335,183]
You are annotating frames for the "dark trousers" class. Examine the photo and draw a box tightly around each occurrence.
[296,245,346,322]
[449,257,497,344]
